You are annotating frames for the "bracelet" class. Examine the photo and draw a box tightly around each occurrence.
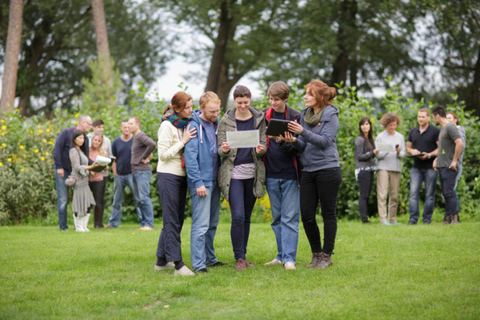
[428,153,431,159]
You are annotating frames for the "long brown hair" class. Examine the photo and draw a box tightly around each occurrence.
[163,91,192,118]
[358,117,375,151]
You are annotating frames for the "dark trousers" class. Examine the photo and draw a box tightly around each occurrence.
[438,168,458,216]
[358,170,373,222]
[156,172,187,267]
[300,168,342,255]
[89,177,107,227]
[229,178,256,260]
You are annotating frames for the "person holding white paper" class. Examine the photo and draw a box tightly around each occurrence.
[88,132,109,228]
[217,85,267,271]
[375,113,406,225]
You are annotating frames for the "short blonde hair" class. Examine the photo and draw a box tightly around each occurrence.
[199,91,221,109]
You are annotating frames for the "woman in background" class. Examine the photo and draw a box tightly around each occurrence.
[154,91,197,276]
[69,130,99,232]
[375,113,406,225]
[88,132,108,229]
[354,117,378,224]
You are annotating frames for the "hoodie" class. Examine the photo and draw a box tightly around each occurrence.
[184,109,220,189]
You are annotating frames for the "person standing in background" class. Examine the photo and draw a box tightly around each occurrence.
[128,116,156,230]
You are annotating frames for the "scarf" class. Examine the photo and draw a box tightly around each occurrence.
[303,106,327,127]
[162,110,189,129]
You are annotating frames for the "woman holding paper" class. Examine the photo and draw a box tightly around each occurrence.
[69,130,100,232]
[354,117,379,224]
[282,79,342,270]
[217,85,267,271]
[375,113,406,225]
[88,132,109,229]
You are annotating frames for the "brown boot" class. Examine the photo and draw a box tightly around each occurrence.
[443,215,451,225]
[314,253,333,269]
[236,259,247,271]
[245,259,255,268]
[306,252,322,268]
[94,206,104,228]
[451,214,459,224]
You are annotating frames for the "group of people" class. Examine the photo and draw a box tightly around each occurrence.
[354,107,465,225]
[53,78,465,277]
[53,79,342,276]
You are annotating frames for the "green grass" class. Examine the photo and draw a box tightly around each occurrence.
[1,219,479,319]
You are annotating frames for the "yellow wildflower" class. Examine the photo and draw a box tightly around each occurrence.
[0,119,4,122]
[8,158,12,162]
[19,145,24,150]
[26,168,29,172]
[0,162,3,166]
[21,168,24,172]
[1,125,6,130]
[34,149,39,153]
[1,143,5,147]
[42,139,47,143]
[41,156,45,161]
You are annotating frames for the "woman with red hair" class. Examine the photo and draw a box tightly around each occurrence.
[283,79,342,269]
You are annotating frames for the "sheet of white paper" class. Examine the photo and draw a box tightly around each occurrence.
[227,130,259,149]
[376,142,395,152]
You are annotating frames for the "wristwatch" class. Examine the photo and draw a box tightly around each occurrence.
[428,153,431,159]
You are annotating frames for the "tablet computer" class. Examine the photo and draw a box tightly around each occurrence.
[266,119,291,136]
[407,153,426,158]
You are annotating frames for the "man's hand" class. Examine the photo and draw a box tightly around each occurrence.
[449,160,458,172]
[255,144,265,154]
[142,158,150,164]
[432,159,438,172]
[57,168,65,179]
[196,185,207,197]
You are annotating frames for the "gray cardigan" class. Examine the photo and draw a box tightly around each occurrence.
[375,130,406,172]
[354,136,376,170]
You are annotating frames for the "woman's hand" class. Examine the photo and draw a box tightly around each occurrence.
[255,144,265,154]
[221,142,231,154]
[182,124,197,144]
[373,149,379,155]
[287,121,303,135]
[86,162,101,171]
[281,131,297,143]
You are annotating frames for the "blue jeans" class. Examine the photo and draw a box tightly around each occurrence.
[108,174,141,227]
[266,178,300,264]
[132,170,154,228]
[190,182,220,271]
[453,165,463,213]
[55,169,70,231]
[408,167,437,223]
[438,168,458,216]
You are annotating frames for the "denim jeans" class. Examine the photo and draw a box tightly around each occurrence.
[132,170,154,228]
[108,174,140,227]
[190,182,220,271]
[266,178,300,264]
[454,165,463,213]
[438,167,458,216]
[408,167,437,223]
[229,179,257,260]
[55,169,70,231]
[300,168,342,255]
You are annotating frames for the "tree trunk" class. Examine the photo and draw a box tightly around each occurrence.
[466,46,480,117]
[0,0,24,113]
[205,0,234,94]
[91,0,112,86]
[331,0,357,87]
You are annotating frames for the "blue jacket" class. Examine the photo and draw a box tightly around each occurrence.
[184,110,220,189]
[293,105,340,172]
[53,126,89,171]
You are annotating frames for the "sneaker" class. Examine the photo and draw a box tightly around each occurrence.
[306,252,322,268]
[154,262,175,271]
[264,258,282,266]
[245,260,255,268]
[314,253,333,269]
[236,259,247,271]
[284,261,296,270]
[207,261,226,268]
[362,220,371,224]
[381,221,391,226]
[139,226,153,231]
[174,266,195,276]
[196,268,209,273]
[390,221,401,225]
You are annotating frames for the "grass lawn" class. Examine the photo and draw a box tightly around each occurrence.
[1,219,479,319]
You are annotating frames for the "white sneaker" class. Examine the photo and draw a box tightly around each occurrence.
[174,266,195,276]
[284,261,296,270]
[154,262,175,271]
[264,258,282,266]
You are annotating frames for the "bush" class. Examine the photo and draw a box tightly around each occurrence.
[1,80,479,225]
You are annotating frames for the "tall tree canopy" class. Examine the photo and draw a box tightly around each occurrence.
[0,0,169,116]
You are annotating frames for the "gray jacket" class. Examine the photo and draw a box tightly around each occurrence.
[354,136,376,170]
[217,107,267,202]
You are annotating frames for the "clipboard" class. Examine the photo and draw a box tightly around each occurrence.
[266,119,291,136]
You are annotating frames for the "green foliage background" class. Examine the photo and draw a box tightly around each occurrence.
[1,81,479,225]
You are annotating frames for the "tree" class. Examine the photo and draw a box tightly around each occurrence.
[161,0,299,111]
[0,0,23,114]
[91,0,112,87]
[0,0,169,116]
[418,0,480,116]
